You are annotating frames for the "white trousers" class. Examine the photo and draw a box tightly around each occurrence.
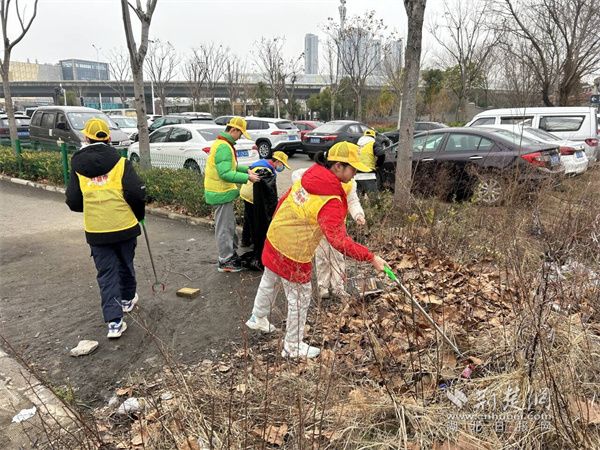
[252,267,312,345]
[315,238,346,295]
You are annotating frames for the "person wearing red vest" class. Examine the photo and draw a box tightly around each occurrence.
[66,118,146,339]
[245,141,387,358]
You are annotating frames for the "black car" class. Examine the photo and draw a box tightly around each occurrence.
[214,115,234,126]
[302,120,372,157]
[383,121,448,144]
[0,114,31,142]
[378,127,563,204]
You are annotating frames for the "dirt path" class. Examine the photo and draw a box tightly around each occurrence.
[0,180,267,405]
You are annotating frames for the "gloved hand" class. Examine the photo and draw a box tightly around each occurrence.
[139,219,145,226]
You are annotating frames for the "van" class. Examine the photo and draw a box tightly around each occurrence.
[30,106,132,151]
[466,107,599,162]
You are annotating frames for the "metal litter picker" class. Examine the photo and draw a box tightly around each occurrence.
[140,220,165,292]
[384,266,463,358]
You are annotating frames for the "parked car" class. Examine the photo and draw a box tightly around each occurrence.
[214,115,234,126]
[110,115,138,140]
[127,124,259,173]
[146,114,162,126]
[302,120,373,157]
[244,117,301,158]
[0,114,31,142]
[25,107,38,118]
[383,122,448,144]
[179,112,213,120]
[131,114,214,141]
[378,127,563,205]
[293,120,324,143]
[479,124,588,176]
[466,107,599,163]
[30,106,131,151]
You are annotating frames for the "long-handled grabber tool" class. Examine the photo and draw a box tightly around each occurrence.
[140,220,166,293]
[383,266,463,358]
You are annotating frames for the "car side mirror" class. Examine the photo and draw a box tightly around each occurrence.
[56,122,68,130]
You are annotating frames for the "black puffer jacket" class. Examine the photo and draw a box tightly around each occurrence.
[65,143,146,245]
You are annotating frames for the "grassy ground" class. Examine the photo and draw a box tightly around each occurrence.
[24,170,600,449]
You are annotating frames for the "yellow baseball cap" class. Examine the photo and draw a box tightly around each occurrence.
[364,129,376,137]
[226,116,251,140]
[82,118,111,141]
[327,141,370,172]
[272,151,291,170]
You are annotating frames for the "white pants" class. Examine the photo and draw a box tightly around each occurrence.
[315,238,346,295]
[252,267,312,345]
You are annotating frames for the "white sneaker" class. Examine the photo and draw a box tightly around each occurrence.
[121,293,139,313]
[281,341,321,359]
[245,314,277,333]
[107,319,127,339]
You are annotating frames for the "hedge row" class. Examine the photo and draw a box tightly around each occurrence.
[0,147,212,218]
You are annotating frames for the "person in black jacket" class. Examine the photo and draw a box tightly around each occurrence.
[66,118,146,339]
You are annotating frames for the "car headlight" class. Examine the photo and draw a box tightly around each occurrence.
[120,140,132,146]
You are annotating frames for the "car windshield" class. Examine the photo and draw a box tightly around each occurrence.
[67,112,118,130]
[197,128,222,141]
[276,121,296,130]
[491,129,539,146]
[2,118,29,126]
[523,127,560,141]
[114,117,137,128]
[313,122,345,133]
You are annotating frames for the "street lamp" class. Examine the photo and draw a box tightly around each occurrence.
[91,43,103,110]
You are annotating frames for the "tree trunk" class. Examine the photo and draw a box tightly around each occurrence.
[330,90,336,121]
[1,56,18,153]
[394,0,427,210]
[132,69,151,170]
[160,94,167,115]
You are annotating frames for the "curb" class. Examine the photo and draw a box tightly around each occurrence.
[0,174,216,229]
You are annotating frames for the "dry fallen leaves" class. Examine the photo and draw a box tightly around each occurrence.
[253,423,288,446]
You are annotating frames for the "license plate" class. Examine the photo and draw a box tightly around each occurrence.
[288,135,297,141]
[575,151,584,159]
[17,131,29,137]
[551,154,560,165]
[354,172,377,180]
[237,150,248,157]
[310,137,320,144]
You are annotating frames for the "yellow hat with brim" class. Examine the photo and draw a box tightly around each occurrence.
[82,118,111,141]
[272,151,291,170]
[327,141,371,172]
[226,116,251,140]
[364,129,376,137]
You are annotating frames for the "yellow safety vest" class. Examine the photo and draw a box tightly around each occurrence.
[204,138,239,194]
[267,180,341,263]
[77,158,138,233]
[239,166,266,204]
[359,141,376,172]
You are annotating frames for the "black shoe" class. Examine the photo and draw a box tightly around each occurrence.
[218,256,243,273]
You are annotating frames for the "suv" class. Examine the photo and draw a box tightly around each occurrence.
[0,114,31,142]
[130,114,214,141]
[245,117,301,158]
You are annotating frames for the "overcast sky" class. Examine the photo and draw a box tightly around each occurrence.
[10,0,447,71]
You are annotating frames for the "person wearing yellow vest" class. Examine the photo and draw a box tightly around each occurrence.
[239,151,290,270]
[66,118,146,339]
[245,142,387,359]
[204,117,260,272]
[291,167,366,299]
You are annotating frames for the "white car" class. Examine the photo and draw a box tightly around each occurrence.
[480,124,589,176]
[244,117,301,158]
[127,124,259,172]
[111,115,138,140]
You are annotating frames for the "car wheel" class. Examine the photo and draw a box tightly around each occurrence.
[257,141,272,159]
[471,173,504,206]
[183,159,201,173]
[130,153,140,163]
[308,153,315,160]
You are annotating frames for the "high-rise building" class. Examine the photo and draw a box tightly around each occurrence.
[305,34,319,75]
[59,59,109,81]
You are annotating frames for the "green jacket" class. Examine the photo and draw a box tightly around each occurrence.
[204,132,249,205]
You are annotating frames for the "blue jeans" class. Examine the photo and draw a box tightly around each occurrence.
[90,238,137,323]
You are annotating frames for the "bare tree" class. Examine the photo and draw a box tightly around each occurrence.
[0,0,38,152]
[431,0,498,121]
[254,37,287,118]
[120,0,158,170]
[107,47,132,107]
[182,49,206,112]
[224,54,246,115]
[146,39,178,115]
[499,0,600,106]
[198,43,226,114]
[382,37,404,127]
[322,38,344,120]
[326,11,391,121]
[394,0,427,209]
[284,53,304,120]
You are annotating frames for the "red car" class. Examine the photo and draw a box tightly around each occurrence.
[293,120,323,143]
